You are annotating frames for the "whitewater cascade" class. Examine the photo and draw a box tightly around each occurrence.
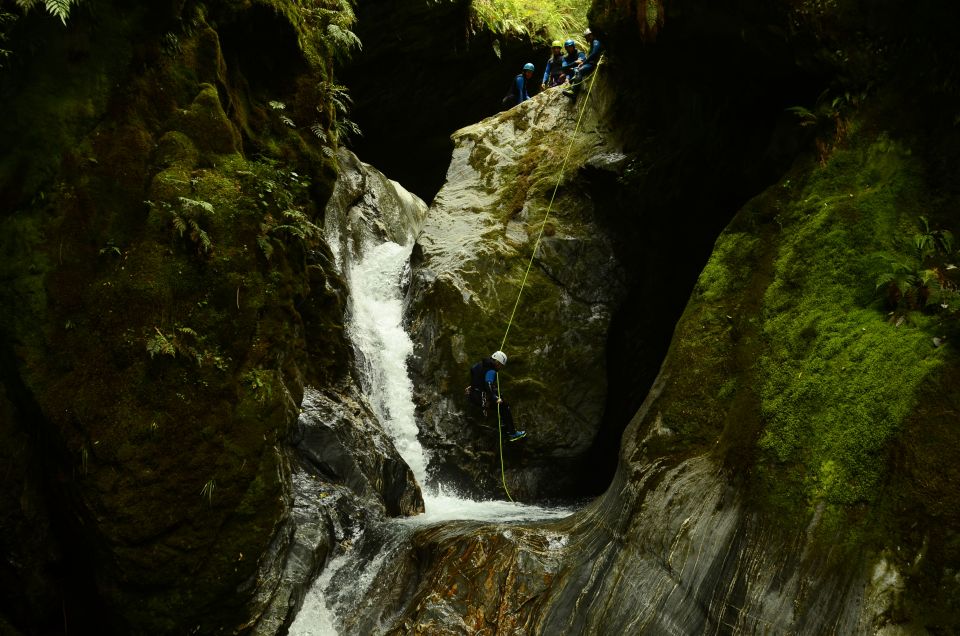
[288,155,573,635]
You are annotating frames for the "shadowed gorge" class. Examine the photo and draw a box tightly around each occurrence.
[1,0,959,634]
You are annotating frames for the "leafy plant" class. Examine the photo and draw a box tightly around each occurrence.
[874,258,941,311]
[874,217,959,313]
[98,241,121,257]
[470,0,590,43]
[257,209,322,259]
[0,9,16,66]
[315,81,361,146]
[147,197,215,255]
[242,369,275,402]
[146,325,228,368]
[201,479,216,505]
[787,88,867,164]
[146,327,177,358]
[14,0,81,25]
[915,215,955,260]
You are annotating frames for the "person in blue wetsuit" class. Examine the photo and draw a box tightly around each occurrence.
[564,28,603,97]
[502,63,535,108]
[542,41,566,89]
[515,62,535,104]
[466,350,526,441]
[561,39,585,83]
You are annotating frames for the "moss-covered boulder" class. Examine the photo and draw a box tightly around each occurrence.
[0,0,419,633]
[406,84,628,499]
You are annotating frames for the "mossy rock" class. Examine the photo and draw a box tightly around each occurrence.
[156,131,200,169]
[169,83,242,158]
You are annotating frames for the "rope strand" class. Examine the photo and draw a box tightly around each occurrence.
[495,59,604,501]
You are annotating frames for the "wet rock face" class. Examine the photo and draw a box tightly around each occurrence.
[387,459,872,635]
[295,388,424,518]
[406,87,628,499]
[250,386,423,634]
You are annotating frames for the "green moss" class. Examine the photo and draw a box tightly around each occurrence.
[695,231,761,302]
[170,83,242,157]
[755,137,946,507]
[156,131,200,169]
[653,127,956,545]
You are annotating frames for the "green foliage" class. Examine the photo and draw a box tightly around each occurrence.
[242,369,276,402]
[915,215,955,260]
[257,209,322,260]
[0,9,16,66]
[200,478,216,506]
[786,88,868,163]
[680,131,955,529]
[471,0,590,44]
[14,0,81,25]
[872,216,959,313]
[318,81,360,145]
[146,325,228,369]
[259,0,360,66]
[148,197,215,256]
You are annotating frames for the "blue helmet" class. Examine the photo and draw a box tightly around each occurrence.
[523,62,535,72]
[564,39,575,47]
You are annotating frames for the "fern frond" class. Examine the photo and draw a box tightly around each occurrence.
[171,213,187,236]
[310,123,328,141]
[336,118,362,141]
[147,328,176,358]
[326,23,362,52]
[257,236,275,260]
[16,0,79,25]
[44,0,73,24]
[270,224,305,239]
[198,229,212,254]
[178,197,214,216]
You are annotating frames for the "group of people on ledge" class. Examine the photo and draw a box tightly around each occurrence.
[504,28,602,107]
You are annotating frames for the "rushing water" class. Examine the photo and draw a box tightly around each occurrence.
[290,197,574,635]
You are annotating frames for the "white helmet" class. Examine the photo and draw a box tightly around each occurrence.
[491,351,508,366]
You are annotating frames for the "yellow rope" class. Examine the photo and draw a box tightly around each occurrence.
[494,57,604,502]
[500,57,604,350]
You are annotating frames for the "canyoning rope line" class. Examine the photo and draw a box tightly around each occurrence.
[494,56,605,501]
[499,56,605,352]
[494,374,511,501]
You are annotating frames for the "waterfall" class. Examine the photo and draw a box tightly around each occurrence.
[289,156,573,635]
[344,239,429,485]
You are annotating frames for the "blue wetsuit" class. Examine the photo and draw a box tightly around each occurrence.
[562,49,585,78]
[580,38,602,76]
[468,358,517,434]
[543,54,565,87]
[514,73,530,105]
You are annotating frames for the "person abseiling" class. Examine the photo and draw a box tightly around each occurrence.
[542,40,566,89]
[466,350,526,441]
